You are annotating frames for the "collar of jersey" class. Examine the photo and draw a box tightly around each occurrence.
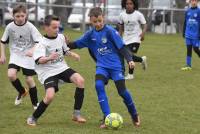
[126,10,135,14]
[14,21,27,26]
[94,25,106,32]
[191,6,198,9]
[44,34,58,39]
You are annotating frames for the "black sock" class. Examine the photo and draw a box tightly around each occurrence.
[132,55,143,62]
[11,79,25,94]
[129,68,134,74]
[29,87,38,106]
[74,87,84,110]
[33,100,48,119]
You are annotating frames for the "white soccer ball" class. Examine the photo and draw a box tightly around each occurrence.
[105,113,123,129]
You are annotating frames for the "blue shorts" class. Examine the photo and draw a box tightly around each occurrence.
[96,66,124,81]
[185,38,199,47]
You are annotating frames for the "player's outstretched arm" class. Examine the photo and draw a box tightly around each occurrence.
[36,52,59,64]
[0,42,6,64]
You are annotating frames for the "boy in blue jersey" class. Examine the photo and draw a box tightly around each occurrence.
[68,7,140,128]
[182,0,200,70]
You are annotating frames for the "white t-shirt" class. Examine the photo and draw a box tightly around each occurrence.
[1,21,42,69]
[119,10,146,44]
[33,34,70,84]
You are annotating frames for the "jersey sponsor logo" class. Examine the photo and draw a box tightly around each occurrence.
[194,13,197,18]
[97,46,112,55]
[101,37,107,44]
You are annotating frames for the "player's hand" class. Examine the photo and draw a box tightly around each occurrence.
[49,52,59,61]
[73,53,80,61]
[0,55,6,64]
[140,33,145,41]
[25,49,33,57]
[128,61,135,69]
[64,34,70,44]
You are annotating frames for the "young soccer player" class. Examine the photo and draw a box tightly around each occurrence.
[0,4,40,109]
[118,0,147,80]
[26,15,86,126]
[68,7,140,128]
[182,0,200,70]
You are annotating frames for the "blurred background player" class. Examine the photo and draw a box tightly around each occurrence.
[27,15,86,126]
[182,0,200,70]
[68,7,140,128]
[0,4,41,109]
[118,0,147,80]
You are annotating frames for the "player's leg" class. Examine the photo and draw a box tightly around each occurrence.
[23,68,39,109]
[8,64,28,105]
[27,76,57,126]
[112,70,140,127]
[181,39,192,70]
[95,67,110,128]
[192,40,200,57]
[60,69,86,123]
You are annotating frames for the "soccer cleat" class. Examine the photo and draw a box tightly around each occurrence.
[141,56,147,70]
[132,114,140,127]
[125,74,134,80]
[14,88,28,106]
[181,66,192,71]
[72,115,86,123]
[27,116,37,126]
[33,103,39,110]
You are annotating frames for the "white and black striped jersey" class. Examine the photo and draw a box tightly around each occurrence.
[33,34,70,84]
[119,10,146,44]
[1,21,42,69]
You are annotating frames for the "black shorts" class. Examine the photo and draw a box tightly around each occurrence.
[43,68,77,92]
[125,43,140,53]
[8,64,36,76]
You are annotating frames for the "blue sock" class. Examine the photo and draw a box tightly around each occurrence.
[186,56,191,67]
[118,89,137,118]
[95,80,110,117]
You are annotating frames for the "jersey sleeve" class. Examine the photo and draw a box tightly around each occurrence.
[1,25,9,44]
[109,29,124,49]
[30,23,42,43]
[138,12,146,24]
[74,31,90,48]
[33,43,46,61]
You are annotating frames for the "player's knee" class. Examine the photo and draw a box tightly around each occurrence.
[76,77,85,87]
[7,72,17,81]
[25,76,35,87]
[44,94,54,104]
[95,80,104,91]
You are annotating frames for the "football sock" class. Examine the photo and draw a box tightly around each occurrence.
[132,55,143,62]
[29,86,38,106]
[33,100,48,119]
[193,47,200,57]
[95,80,110,117]
[129,68,134,74]
[74,87,84,110]
[11,78,25,95]
[73,110,81,116]
[118,89,137,118]
[186,56,191,67]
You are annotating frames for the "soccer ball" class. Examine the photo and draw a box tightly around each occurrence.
[105,113,123,129]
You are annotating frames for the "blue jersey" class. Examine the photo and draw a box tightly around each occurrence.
[184,7,200,39]
[74,25,125,71]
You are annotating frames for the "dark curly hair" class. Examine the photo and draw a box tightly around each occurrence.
[121,0,139,10]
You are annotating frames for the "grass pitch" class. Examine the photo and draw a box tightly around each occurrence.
[0,28,200,134]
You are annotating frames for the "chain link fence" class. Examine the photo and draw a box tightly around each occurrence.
[0,1,186,34]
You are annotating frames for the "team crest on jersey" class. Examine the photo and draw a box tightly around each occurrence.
[194,13,198,17]
[101,37,107,44]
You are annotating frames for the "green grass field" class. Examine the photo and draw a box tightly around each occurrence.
[0,28,200,134]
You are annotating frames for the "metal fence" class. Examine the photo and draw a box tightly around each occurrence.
[0,1,186,34]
